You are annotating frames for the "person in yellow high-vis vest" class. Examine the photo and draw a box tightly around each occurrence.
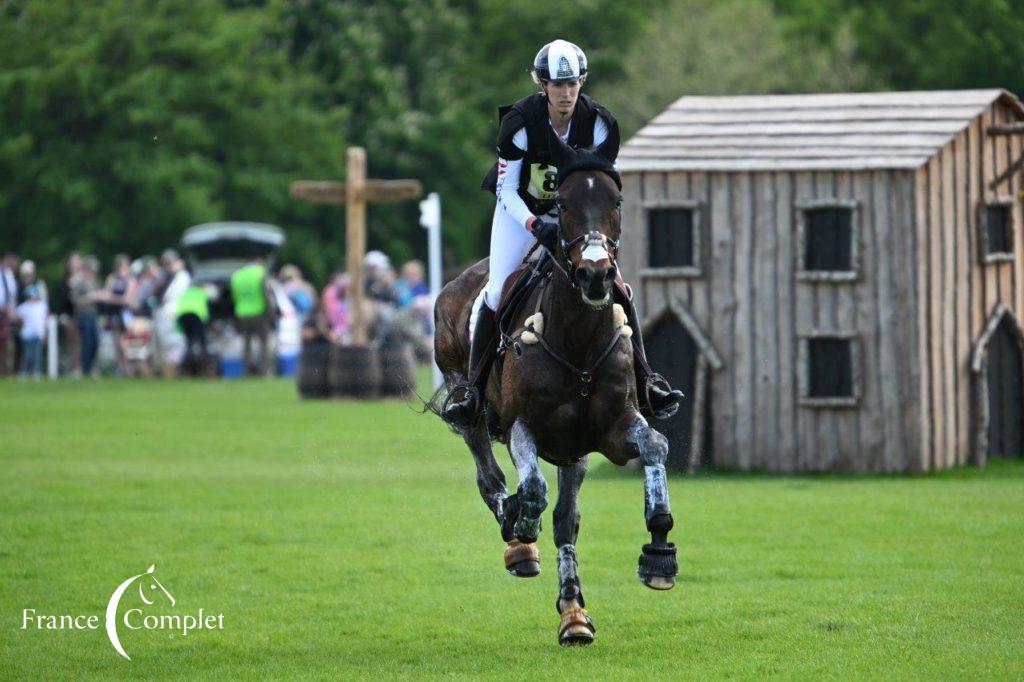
[230,257,274,376]
[175,282,210,372]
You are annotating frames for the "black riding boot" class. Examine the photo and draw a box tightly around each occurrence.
[617,292,684,420]
[442,303,498,429]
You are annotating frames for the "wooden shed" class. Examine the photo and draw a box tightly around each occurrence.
[617,90,1024,472]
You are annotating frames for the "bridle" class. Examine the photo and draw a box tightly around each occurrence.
[551,190,622,289]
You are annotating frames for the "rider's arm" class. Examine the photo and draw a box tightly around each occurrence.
[495,128,538,231]
[593,115,609,147]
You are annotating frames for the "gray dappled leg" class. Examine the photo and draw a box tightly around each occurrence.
[553,458,587,611]
[508,419,548,543]
[625,415,678,589]
[625,415,672,532]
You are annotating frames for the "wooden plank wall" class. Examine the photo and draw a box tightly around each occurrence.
[622,166,921,472]
[916,101,1024,469]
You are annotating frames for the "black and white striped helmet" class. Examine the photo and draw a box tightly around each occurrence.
[532,40,588,83]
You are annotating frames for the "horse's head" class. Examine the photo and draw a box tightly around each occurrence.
[549,133,623,308]
[137,564,175,607]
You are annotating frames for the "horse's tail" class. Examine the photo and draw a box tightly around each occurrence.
[416,376,471,437]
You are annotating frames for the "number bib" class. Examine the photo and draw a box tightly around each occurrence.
[527,163,558,201]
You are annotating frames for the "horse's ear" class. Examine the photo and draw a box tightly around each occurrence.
[547,127,578,169]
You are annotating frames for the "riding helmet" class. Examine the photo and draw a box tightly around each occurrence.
[533,40,588,83]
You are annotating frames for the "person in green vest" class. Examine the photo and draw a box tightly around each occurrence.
[175,282,210,371]
[230,256,275,376]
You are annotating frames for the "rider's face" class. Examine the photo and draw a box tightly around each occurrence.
[543,80,581,117]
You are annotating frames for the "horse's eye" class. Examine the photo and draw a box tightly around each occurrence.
[557,200,568,211]
[615,197,623,208]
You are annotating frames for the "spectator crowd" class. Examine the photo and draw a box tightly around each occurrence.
[0,248,434,380]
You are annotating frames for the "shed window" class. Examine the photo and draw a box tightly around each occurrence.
[796,200,859,282]
[641,201,703,279]
[798,332,860,408]
[805,208,852,271]
[648,208,694,268]
[980,201,1014,262]
[808,338,853,398]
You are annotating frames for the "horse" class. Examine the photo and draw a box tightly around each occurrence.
[432,137,679,646]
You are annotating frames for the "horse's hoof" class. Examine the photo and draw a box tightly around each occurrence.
[640,575,676,591]
[638,542,678,591]
[558,607,595,646]
[504,540,540,578]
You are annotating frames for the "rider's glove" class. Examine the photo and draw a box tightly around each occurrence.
[530,217,559,254]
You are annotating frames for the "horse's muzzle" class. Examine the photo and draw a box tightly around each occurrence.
[575,264,615,306]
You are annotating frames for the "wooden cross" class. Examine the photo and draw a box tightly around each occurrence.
[290,147,422,345]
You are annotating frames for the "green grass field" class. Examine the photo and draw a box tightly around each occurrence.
[1,375,1022,679]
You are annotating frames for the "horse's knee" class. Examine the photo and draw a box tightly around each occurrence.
[518,474,548,517]
[624,416,668,467]
[640,428,668,467]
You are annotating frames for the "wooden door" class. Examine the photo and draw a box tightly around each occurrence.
[646,314,698,469]
[987,317,1024,458]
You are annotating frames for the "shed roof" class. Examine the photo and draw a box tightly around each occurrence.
[618,89,1024,172]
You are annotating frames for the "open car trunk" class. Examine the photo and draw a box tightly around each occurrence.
[180,222,285,320]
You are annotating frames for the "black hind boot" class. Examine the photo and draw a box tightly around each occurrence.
[617,292,684,420]
[442,303,498,429]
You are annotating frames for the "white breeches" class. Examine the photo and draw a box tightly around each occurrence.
[483,203,556,309]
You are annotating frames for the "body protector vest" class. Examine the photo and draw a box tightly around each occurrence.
[482,92,619,216]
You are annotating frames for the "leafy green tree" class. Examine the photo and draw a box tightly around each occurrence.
[773,0,1024,97]
[593,0,878,138]
[0,0,347,284]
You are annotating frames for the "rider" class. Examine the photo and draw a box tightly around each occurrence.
[442,39,683,428]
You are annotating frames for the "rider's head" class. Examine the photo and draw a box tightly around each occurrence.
[532,40,587,117]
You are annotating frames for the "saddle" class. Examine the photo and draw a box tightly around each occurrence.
[491,249,634,341]
[495,249,554,340]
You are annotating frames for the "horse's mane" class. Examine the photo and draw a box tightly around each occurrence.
[555,149,622,191]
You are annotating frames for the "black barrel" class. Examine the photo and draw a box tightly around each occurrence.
[297,340,331,398]
[328,344,381,399]
[379,344,416,398]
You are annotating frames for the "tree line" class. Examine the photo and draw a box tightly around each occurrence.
[1,0,1021,285]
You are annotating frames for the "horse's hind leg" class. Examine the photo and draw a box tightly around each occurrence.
[464,421,540,577]
[553,458,595,646]
[616,414,679,590]
[464,421,507,525]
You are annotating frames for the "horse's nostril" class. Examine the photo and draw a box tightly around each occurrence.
[575,269,588,285]
[604,266,616,281]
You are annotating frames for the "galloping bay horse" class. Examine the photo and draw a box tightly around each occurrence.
[432,138,679,646]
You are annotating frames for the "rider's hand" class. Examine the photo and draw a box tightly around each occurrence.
[529,217,559,254]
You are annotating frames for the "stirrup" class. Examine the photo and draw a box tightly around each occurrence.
[440,382,482,428]
[644,373,681,420]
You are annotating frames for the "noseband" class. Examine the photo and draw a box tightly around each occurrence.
[553,199,621,289]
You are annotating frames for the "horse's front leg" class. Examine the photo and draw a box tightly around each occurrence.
[608,413,678,590]
[553,458,595,646]
[501,419,548,576]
